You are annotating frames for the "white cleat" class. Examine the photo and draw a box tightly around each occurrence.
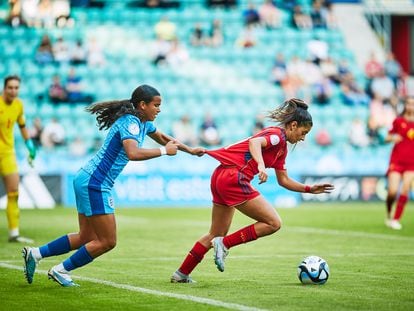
[48,266,79,287]
[170,270,196,283]
[212,237,229,272]
[388,220,402,230]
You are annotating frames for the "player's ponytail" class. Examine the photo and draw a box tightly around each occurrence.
[86,84,161,130]
[267,98,313,127]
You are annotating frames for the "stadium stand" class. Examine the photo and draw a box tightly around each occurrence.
[0,0,396,175]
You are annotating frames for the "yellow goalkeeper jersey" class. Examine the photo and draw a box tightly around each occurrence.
[0,95,26,155]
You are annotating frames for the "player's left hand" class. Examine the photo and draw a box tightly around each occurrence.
[25,139,36,161]
[311,183,334,194]
[191,147,206,156]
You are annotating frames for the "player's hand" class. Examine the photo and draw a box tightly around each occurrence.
[191,147,206,157]
[258,163,267,184]
[310,183,334,194]
[25,139,36,161]
[165,140,179,156]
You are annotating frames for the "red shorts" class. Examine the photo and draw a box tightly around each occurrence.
[387,161,414,175]
[210,165,260,207]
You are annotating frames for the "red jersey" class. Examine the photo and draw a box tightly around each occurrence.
[388,116,414,170]
[207,127,287,181]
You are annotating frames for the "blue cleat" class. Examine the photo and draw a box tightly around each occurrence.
[212,237,229,272]
[48,266,79,287]
[22,247,38,284]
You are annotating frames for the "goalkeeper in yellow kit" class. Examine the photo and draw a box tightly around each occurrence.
[0,75,36,243]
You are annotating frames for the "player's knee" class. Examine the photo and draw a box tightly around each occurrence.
[104,238,117,251]
[267,217,282,234]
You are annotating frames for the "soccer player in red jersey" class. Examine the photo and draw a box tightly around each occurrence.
[384,96,414,230]
[171,98,334,283]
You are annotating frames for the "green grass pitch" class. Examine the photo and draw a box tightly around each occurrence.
[1,202,413,311]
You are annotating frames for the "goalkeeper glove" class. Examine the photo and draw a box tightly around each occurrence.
[25,139,36,161]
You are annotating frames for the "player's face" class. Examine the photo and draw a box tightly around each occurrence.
[142,96,161,121]
[405,98,414,114]
[286,122,312,144]
[3,79,20,102]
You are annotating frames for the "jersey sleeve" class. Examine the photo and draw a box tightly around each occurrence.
[17,101,26,126]
[261,128,284,150]
[146,121,157,135]
[119,116,140,142]
[389,118,400,135]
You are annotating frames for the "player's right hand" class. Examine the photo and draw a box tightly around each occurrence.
[165,140,179,156]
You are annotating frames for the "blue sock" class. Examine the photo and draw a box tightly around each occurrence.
[63,246,94,271]
[39,235,71,258]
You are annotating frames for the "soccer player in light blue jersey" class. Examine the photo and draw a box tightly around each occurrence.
[22,84,205,287]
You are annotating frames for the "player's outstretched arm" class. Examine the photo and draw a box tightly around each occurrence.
[276,170,334,194]
[148,130,206,157]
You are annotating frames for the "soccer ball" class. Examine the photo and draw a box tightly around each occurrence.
[297,255,330,285]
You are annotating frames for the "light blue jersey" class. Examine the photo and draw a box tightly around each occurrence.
[74,114,156,216]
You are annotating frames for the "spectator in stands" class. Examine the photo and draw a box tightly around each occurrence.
[370,69,395,104]
[152,38,171,66]
[21,0,38,27]
[251,113,265,135]
[172,114,198,147]
[208,19,224,47]
[70,39,88,65]
[7,0,25,27]
[199,112,222,147]
[313,77,333,105]
[384,51,402,87]
[53,36,71,64]
[384,96,414,230]
[292,5,312,30]
[40,117,66,148]
[325,2,338,29]
[258,0,281,29]
[270,52,287,86]
[48,75,67,104]
[315,128,332,147]
[190,23,207,47]
[236,24,257,48]
[364,52,383,96]
[398,72,414,98]
[53,0,74,28]
[310,0,327,29]
[364,52,383,80]
[87,37,106,67]
[242,2,260,26]
[37,0,54,28]
[367,93,396,145]
[348,117,370,148]
[320,56,340,84]
[29,117,44,148]
[69,136,87,157]
[154,15,177,41]
[65,67,94,104]
[166,39,190,67]
[22,84,205,287]
[307,34,329,66]
[35,34,54,65]
[341,80,370,106]
[171,98,334,283]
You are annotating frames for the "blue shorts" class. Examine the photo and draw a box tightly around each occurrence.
[73,169,115,216]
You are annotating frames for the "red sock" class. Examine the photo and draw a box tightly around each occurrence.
[223,224,258,249]
[178,242,209,275]
[393,194,408,221]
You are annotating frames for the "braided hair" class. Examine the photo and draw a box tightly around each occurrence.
[86,85,160,131]
[267,98,313,128]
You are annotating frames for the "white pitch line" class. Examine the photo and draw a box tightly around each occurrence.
[0,262,266,311]
[288,226,414,242]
